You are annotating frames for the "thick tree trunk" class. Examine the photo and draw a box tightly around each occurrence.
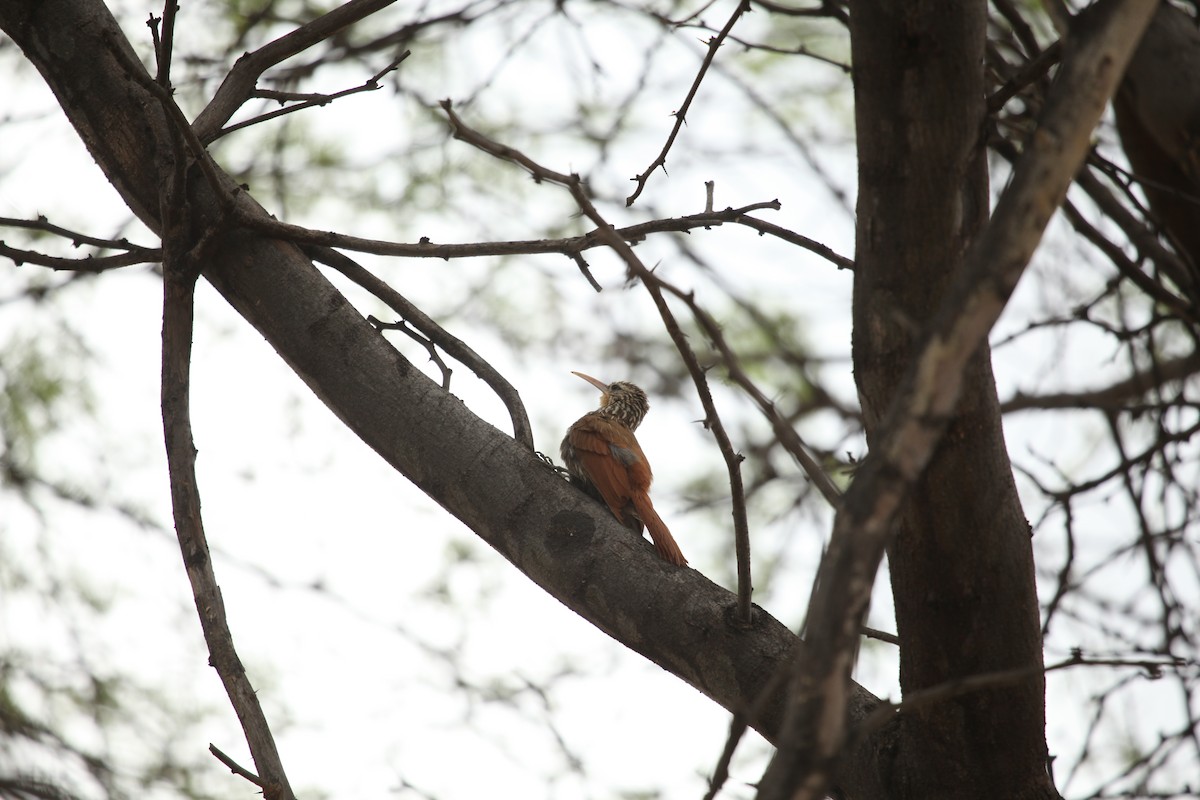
[849,3,1057,798]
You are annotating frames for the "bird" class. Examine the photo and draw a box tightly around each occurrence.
[560,371,687,567]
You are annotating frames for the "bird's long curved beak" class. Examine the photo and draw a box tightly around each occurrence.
[571,371,609,393]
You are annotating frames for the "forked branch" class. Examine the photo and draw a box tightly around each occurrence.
[309,245,535,450]
[192,0,400,143]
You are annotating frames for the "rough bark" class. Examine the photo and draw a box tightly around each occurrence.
[0,0,894,795]
[850,2,1066,798]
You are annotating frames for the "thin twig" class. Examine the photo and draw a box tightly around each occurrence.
[309,245,535,450]
[720,31,850,73]
[731,212,854,270]
[626,0,752,206]
[637,274,755,620]
[568,252,603,292]
[987,39,1061,112]
[192,0,401,143]
[368,315,453,390]
[850,651,1193,746]
[0,215,157,251]
[151,0,178,87]
[861,626,899,646]
[0,242,160,272]
[231,196,847,269]
[703,713,749,800]
[752,0,849,24]
[209,744,266,789]
[654,276,845,508]
[213,52,409,141]
[1002,348,1200,412]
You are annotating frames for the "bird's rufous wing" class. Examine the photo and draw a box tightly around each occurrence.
[568,415,686,566]
[566,415,649,521]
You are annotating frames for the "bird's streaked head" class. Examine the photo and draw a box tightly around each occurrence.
[572,371,650,430]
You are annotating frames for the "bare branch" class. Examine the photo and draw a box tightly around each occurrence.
[150,0,177,87]
[310,246,535,451]
[852,650,1193,747]
[212,51,409,141]
[160,232,296,800]
[703,713,749,800]
[192,0,400,143]
[988,39,1061,112]
[992,0,1048,57]
[633,276,757,622]
[1003,348,1200,412]
[0,215,156,251]
[626,0,752,206]
[1075,164,1200,320]
[0,242,159,271]
[993,130,1200,324]
[653,277,845,508]
[752,0,848,24]
[368,315,454,390]
[208,743,266,790]
[733,213,854,270]
[232,195,848,268]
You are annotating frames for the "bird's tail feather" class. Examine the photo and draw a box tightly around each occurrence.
[632,494,687,567]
